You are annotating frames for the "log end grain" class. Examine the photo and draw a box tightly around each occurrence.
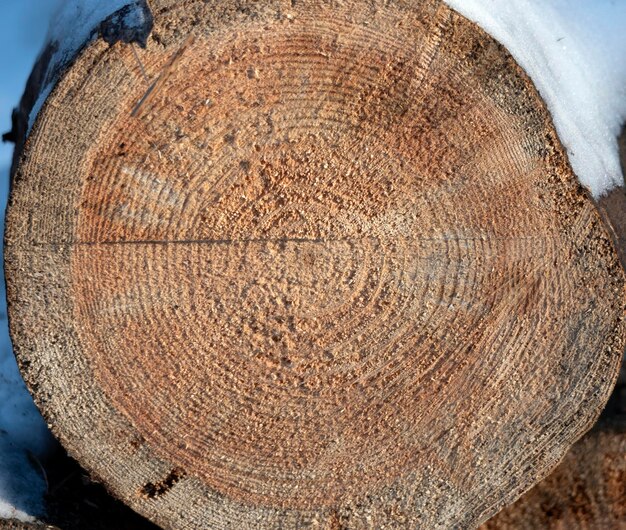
[480,428,626,530]
[5,1,626,528]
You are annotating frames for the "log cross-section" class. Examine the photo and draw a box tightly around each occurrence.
[5,1,626,528]
[481,421,626,529]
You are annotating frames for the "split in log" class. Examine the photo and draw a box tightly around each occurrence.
[5,1,626,528]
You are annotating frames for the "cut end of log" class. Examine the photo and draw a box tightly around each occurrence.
[480,427,626,529]
[3,0,154,176]
[5,1,626,528]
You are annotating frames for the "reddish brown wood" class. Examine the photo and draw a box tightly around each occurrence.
[5,1,626,528]
[480,128,626,530]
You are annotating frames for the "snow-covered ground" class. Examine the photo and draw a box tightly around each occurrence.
[0,1,60,522]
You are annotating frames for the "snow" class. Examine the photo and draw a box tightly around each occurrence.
[0,444,47,522]
[0,0,152,522]
[444,0,626,198]
[0,1,58,169]
[29,0,151,130]
[0,0,59,521]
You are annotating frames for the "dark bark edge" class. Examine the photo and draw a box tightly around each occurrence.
[2,0,154,176]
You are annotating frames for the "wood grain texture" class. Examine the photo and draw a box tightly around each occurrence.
[480,426,626,530]
[5,1,626,528]
[480,128,626,530]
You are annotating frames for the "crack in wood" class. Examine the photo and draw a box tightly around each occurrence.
[139,468,186,499]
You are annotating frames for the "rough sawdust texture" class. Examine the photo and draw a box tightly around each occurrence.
[480,115,626,530]
[4,0,626,528]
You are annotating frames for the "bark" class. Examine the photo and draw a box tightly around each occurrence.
[4,1,626,529]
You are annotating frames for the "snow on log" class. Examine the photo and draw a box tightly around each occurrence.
[2,0,153,174]
[4,1,626,528]
[445,0,626,198]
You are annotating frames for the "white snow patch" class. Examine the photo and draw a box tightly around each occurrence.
[0,447,46,522]
[444,0,626,198]
[28,0,143,130]
[0,501,36,524]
